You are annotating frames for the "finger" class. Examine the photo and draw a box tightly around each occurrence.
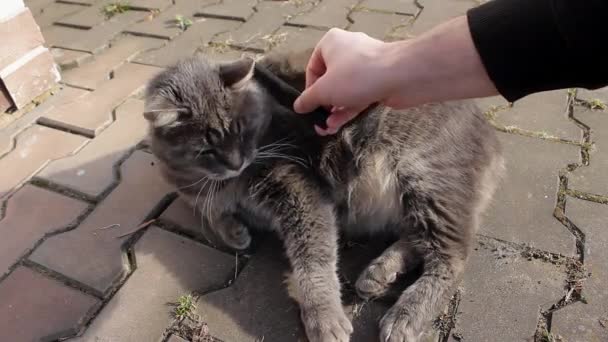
[305,45,326,89]
[293,75,331,113]
[326,107,363,129]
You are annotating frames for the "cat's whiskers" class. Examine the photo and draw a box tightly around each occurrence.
[194,178,211,216]
[256,151,309,168]
[178,175,208,191]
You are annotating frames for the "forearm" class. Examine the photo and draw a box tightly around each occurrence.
[468,0,608,101]
[381,16,498,108]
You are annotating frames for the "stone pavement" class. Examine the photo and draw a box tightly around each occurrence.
[1,0,606,341]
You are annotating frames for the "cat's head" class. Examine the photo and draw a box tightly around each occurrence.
[144,55,271,180]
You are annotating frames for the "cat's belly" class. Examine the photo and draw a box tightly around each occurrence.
[339,153,401,236]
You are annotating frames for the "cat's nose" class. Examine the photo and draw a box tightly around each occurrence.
[224,152,244,171]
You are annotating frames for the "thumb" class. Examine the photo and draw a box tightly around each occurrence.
[293,76,330,114]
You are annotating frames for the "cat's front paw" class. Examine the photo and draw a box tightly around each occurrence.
[215,220,252,251]
[301,304,353,342]
[355,262,398,299]
[379,306,421,342]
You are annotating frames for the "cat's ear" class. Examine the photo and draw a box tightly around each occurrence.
[218,57,255,90]
[143,97,180,127]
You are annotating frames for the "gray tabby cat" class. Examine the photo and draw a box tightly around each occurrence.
[144,49,504,342]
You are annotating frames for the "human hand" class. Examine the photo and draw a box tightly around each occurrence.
[293,28,401,135]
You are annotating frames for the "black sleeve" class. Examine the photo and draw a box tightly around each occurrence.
[467,0,608,102]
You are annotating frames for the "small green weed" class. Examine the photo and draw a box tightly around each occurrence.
[589,98,607,110]
[175,15,193,31]
[102,1,130,18]
[174,294,196,319]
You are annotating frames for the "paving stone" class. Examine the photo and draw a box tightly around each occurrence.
[39,62,161,137]
[29,151,174,295]
[0,8,46,70]
[31,2,83,28]
[0,267,100,342]
[0,87,89,155]
[481,132,578,256]
[551,199,608,341]
[288,0,358,29]
[58,0,171,29]
[134,18,240,67]
[51,48,92,70]
[61,35,164,90]
[448,242,565,341]
[270,26,325,53]
[411,0,477,35]
[160,195,205,239]
[195,0,256,21]
[44,10,148,53]
[349,10,412,40]
[74,227,234,342]
[213,1,307,51]
[569,89,608,196]
[125,2,200,40]
[491,90,582,143]
[359,0,419,15]
[0,185,88,276]
[38,99,148,198]
[60,0,100,4]
[25,0,57,15]
[0,125,87,200]
[196,238,306,342]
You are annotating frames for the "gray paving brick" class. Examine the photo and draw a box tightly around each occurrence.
[39,62,161,137]
[58,0,171,29]
[44,10,148,53]
[31,2,83,28]
[0,185,88,276]
[349,10,412,40]
[449,242,565,341]
[213,1,307,51]
[25,0,56,15]
[270,26,325,53]
[29,151,173,295]
[0,267,100,342]
[551,199,608,341]
[195,0,256,21]
[490,90,583,143]
[0,87,90,155]
[73,227,234,342]
[359,0,419,15]
[569,88,608,196]
[61,35,164,90]
[411,0,477,35]
[159,195,205,239]
[196,239,305,342]
[288,0,359,29]
[0,125,88,200]
[481,132,578,256]
[38,99,148,198]
[125,2,199,40]
[133,18,240,67]
[51,48,93,70]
